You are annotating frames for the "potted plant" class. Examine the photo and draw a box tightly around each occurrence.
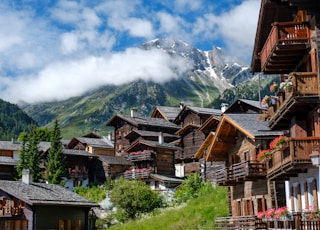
[270,81,279,93]
[262,95,270,105]
[280,80,293,91]
[257,149,273,162]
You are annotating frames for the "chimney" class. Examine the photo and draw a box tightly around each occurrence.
[158,132,164,144]
[179,102,184,110]
[108,132,112,141]
[22,169,32,185]
[221,103,229,113]
[131,108,137,117]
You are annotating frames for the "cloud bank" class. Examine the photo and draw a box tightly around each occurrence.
[0,0,260,104]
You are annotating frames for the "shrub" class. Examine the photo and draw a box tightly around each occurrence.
[110,178,163,221]
[174,173,204,203]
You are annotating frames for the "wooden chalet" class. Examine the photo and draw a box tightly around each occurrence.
[174,105,221,178]
[197,113,282,217]
[213,0,320,229]
[0,170,98,230]
[224,99,267,114]
[0,141,20,180]
[67,136,114,156]
[106,111,180,157]
[251,0,320,215]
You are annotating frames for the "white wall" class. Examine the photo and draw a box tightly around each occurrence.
[286,166,318,212]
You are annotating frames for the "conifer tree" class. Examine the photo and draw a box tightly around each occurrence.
[16,133,28,179]
[27,128,41,182]
[46,119,66,184]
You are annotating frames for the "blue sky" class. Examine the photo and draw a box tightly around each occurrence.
[0,0,260,104]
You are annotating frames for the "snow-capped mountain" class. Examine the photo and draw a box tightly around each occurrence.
[22,38,253,137]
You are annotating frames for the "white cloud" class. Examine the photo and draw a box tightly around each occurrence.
[0,48,192,103]
[0,0,261,104]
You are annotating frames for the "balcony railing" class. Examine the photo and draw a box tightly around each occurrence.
[215,161,266,186]
[231,161,266,180]
[127,150,153,161]
[259,21,310,74]
[67,168,88,179]
[0,199,23,217]
[266,137,320,180]
[268,72,319,128]
[123,168,150,180]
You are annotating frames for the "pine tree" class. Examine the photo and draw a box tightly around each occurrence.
[16,133,28,179]
[27,128,41,182]
[46,119,66,184]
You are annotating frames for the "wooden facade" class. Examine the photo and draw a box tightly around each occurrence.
[0,179,98,230]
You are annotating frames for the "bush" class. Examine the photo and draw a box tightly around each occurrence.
[174,173,205,203]
[110,178,163,221]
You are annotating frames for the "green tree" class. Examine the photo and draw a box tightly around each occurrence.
[16,133,28,179]
[174,172,204,203]
[46,119,66,184]
[16,128,42,182]
[110,178,163,221]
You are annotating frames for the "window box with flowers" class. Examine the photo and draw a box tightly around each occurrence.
[257,149,273,162]
[270,81,279,93]
[269,135,289,150]
[280,80,293,92]
[258,206,292,222]
[262,95,271,106]
[302,206,320,220]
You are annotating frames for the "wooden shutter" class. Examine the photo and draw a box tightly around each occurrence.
[75,220,81,230]
[304,182,309,208]
[290,186,295,211]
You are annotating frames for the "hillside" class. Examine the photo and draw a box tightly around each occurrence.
[20,39,271,139]
[0,99,38,140]
[107,186,228,230]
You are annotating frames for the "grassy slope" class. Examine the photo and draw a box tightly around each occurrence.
[108,186,228,230]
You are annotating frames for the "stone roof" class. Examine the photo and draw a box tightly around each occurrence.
[107,114,180,130]
[0,156,17,166]
[225,113,283,137]
[63,149,95,157]
[98,155,133,166]
[126,130,179,138]
[126,139,182,152]
[73,137,113,148]
[0,141,21,150]
[0,180,98,207]
[149,174,183,187]
[152,106,181,121]
[187,106,222,116]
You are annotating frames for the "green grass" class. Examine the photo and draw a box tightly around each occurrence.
[107,186,228,230]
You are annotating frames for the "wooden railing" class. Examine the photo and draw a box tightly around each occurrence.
[231,161,266,179]
[127,150,153,161]
[0,199,23,217]
[266,138,320,178]
[123,169,150,180]
[215,216,265,230]
[215,161,266,185]
[260,21,310,70]
[268,72,319,121]
[67,168,88,179]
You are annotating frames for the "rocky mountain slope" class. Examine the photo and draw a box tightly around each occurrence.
[21,38,254,138]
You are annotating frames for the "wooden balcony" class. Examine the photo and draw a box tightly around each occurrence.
[0,199,23,217]
[67,168,88,179]
[127,150,153,162]
[231,161,266,181]
[259,21,310,74]
[215,161,266,186]
[265,138,320,180]
[267,72,319,129]
[123,168,150,180]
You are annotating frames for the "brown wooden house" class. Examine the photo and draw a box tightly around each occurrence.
[0,170,98,230]
[251,0,320,216]
[174,105,221,177]
[198,113,282,219]
[0,141,20,180]
[106,112,180,157]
